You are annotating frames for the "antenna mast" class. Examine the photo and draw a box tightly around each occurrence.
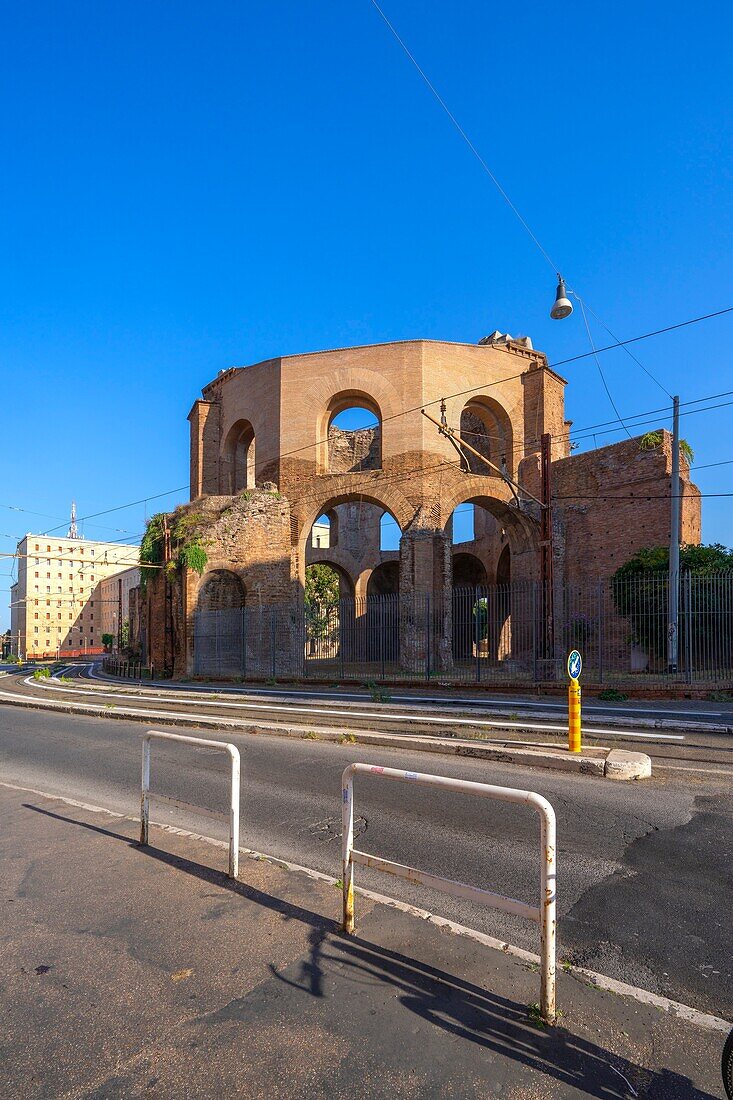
[68,500,79,539]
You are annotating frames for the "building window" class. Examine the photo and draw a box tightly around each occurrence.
[34,613,38,620]
[46,545,50,552]
[35,544,39,551]
[34,572,38,579]
[34,627,38,634]
[46,573,50,579]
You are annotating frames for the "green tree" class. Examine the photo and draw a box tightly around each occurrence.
[613,544,733,665]
[101,633,114,652]
[305,564,341,652]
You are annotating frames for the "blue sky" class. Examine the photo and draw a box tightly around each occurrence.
[2,1,732,629]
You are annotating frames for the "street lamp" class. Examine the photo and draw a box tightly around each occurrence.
[550,275,573,320]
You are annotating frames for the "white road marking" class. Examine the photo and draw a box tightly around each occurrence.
[28,674,686,741]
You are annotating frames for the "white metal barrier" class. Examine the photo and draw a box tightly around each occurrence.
[341,763,557,1023]
[140,730,241,879]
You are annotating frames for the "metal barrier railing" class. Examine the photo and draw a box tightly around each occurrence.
[140,730,241,879]
[103,656,154,680]
[341,762,557,1023]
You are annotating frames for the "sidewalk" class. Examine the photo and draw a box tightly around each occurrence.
[0,784,727,1099]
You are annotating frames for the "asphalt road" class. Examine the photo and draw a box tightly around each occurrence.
[6,662,733,770]
[1,703,731,1022]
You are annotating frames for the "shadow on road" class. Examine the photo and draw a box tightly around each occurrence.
[23,802,721,1100]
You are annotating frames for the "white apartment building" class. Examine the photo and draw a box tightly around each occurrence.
[100,566,141,648]
[10,534,139,659]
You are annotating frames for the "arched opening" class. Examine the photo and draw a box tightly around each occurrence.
[311,511,339,549]
[197,569,246,613]
[451,553,488,660]
[379,510,400,552]
[459,396,513,478]
[453,552,488,588]
[448,503,475,544]
[305,562,353,661]
[495,544,512,660]
[222,420,256,493]
[193,569,246,678]
[325,395,382,474]
[445,496,526,668]
[367,561,400,597]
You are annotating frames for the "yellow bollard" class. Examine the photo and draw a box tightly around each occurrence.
[568,677,582,753]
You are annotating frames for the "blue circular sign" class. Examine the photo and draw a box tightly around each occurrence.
[567,649,582,680]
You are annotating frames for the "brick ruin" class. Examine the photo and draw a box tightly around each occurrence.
[133,336,701,678]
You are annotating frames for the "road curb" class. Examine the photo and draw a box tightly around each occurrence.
[0,689,652,779]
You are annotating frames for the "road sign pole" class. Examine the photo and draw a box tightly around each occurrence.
[567,649,582,753]
[568,678,582,753]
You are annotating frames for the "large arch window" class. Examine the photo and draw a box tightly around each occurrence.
[323,393,382,474]
[222,420,256,494]
[197,569,246,613]
[459,397,513,478]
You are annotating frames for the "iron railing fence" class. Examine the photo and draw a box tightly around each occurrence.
[183,571,733,686]
[102,656,155,680]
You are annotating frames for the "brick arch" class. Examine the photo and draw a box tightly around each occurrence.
[306,545,360,588]
[293,480,413,584]
[196,568,246,612]
[305,559,355,599]
[439,477,539,555]
[307,366,403,474]
[458,394,515,479]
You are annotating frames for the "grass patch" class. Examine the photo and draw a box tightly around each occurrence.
[597,688,629,702]
[32,667,51,681]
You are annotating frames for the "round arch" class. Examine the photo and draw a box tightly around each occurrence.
[458,395,514,479]
[196,569,246,613]
[220,419,256,494]
[452,552,488,589]
[367,561,400,598]
[305,560,354,601]
[295,484,414,574]
[439,481,539,557]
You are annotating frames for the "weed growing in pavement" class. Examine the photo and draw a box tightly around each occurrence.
[304,731,319,740]
[597,688,629,702]
[32,667,51,680]
[339,734,357,745]
[58,676,72,684]
[707,690,733,702]
[365,680,391,703]
[526,1002,547,1028]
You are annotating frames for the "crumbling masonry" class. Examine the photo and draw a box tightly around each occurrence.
[135,336,700,679]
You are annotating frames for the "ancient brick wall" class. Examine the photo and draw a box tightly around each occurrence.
[553,431,701,581]
[327,425,380,473]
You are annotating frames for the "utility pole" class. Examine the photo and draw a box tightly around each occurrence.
[668,395,681,672]
[540,433,554,668]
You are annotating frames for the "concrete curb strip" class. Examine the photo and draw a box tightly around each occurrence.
[0,688,652,779]
[0,778,726,1034]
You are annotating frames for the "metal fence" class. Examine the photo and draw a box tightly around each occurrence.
[102,656,155,680]
[187,572,733,687]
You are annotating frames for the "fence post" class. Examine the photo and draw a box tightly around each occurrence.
[140,738,151,845]
[597,580,604,685]
[241,606,247,681]
[475,588,481,684]
[425,594,431,682]
[685,572,693,684]
[341,767,355,934]
[532,582,538,682]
